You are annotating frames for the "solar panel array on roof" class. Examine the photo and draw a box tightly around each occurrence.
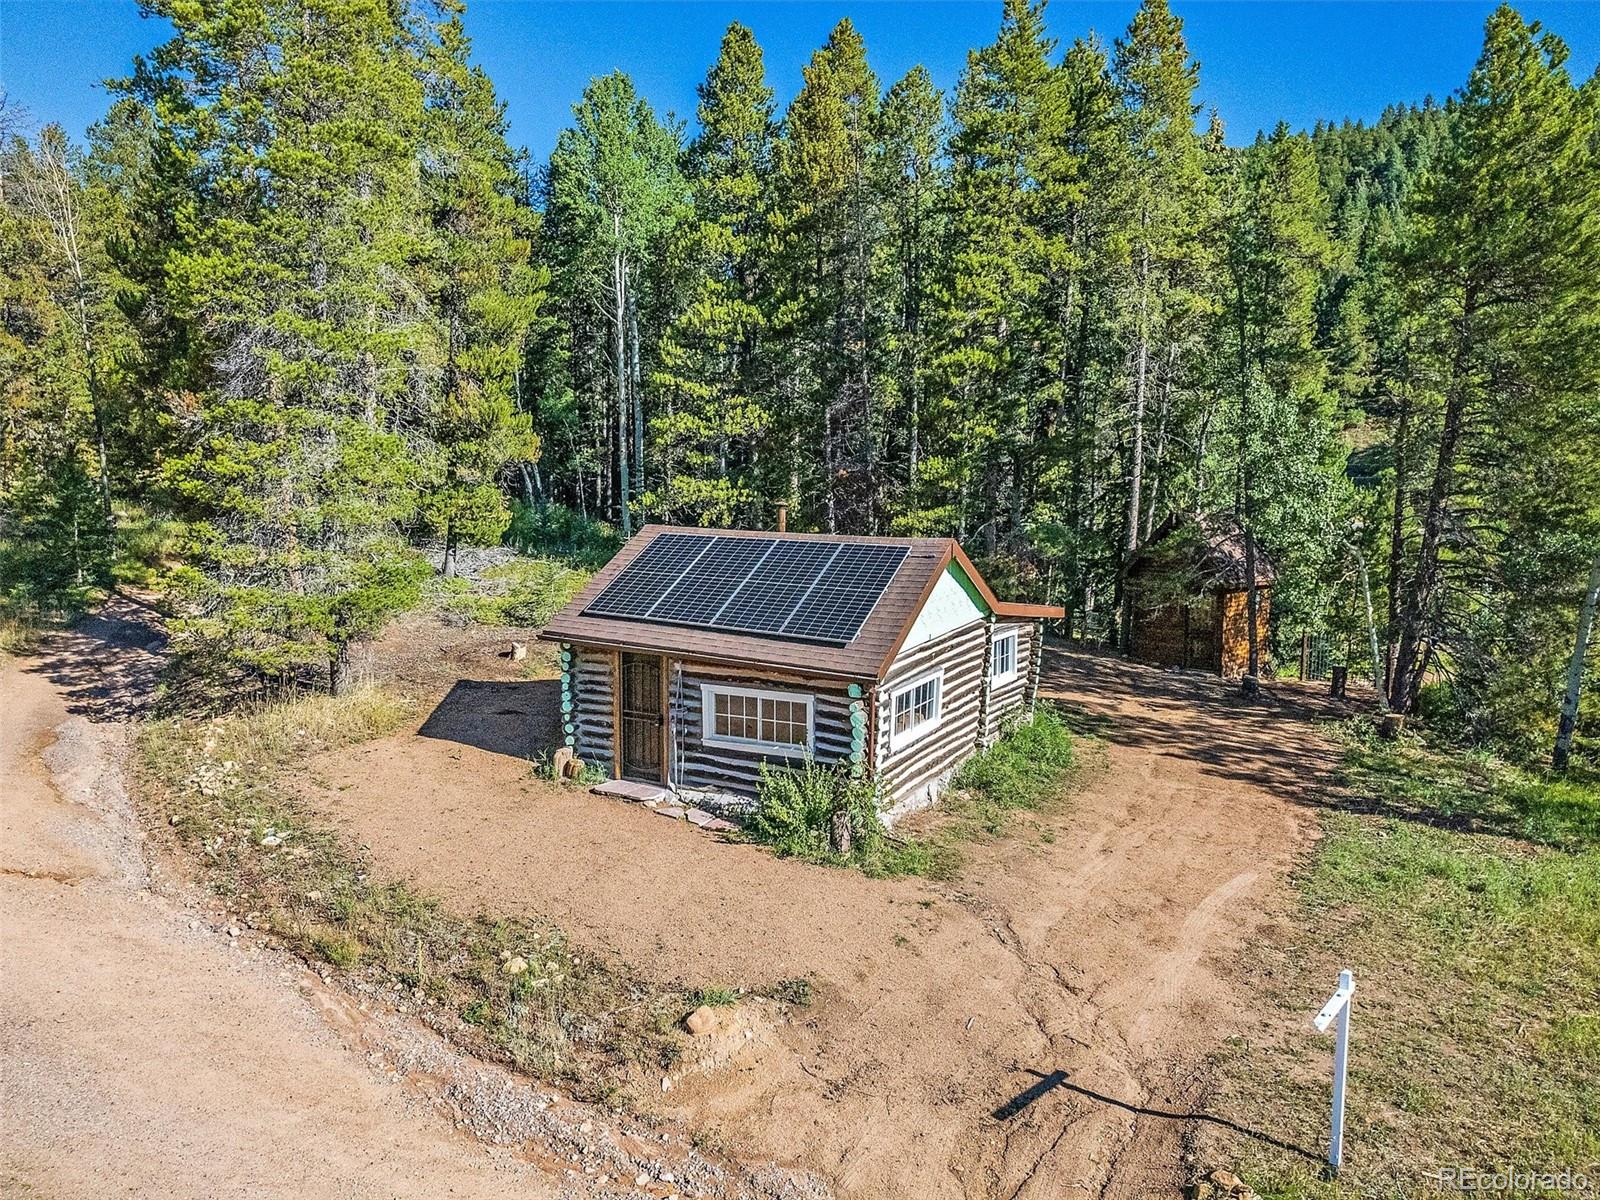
[583,533,910,645]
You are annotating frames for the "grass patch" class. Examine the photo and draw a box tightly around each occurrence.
[687,986,742,1008]
[1339,718,1599,850]
[436,557,591,628]
[945,704,1079,829]
[1208,724,1600,1194]
[136,685,683,1097]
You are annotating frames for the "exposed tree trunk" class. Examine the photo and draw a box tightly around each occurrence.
[1144,343,1176,541]
[1235,273,1260,684]
[1120,243,1151,650]
[628,266,644,502]
[441,517,458,578]
[1553,553,1600,774]
[612,229,632,538]
[1384,380,1411,692]
[1390,295,1475,712]
[1353,541,1389,712]
[329,641,353,697]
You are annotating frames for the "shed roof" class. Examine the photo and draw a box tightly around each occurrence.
[540,525,1062,681]
[1125,513,1276,592]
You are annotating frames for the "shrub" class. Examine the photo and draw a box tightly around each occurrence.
[503,501,621,570]
[441,557,590,628]
[748,761,930,876]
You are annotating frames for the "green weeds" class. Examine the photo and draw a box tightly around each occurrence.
[745,704,1082,879]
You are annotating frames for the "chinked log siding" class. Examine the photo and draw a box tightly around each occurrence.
[876,619,989,813]
[572,645,615,773]
[983,622,1035,743]
[668,661,859,802]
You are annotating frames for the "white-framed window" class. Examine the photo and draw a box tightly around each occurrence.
[701,683,814,755]
[991,627,1020,682]
[889,668,942,753]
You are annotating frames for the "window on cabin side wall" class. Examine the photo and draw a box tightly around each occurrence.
[890,670,942,752]
[991,628,1019,681]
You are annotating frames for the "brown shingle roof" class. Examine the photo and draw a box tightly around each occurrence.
[539,525,1064,681]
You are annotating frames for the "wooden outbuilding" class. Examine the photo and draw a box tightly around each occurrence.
[540,525,1064,819]
[1123,514,1274,677]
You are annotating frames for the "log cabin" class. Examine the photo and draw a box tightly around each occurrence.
[539,525,1064,820]
[1123,513,1275,677]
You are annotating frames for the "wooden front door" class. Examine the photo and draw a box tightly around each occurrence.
[619,653,665,782]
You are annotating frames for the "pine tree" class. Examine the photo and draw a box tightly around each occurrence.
[649,23,776,527]
[1215,124,1337,679]
[414,5,546,575]
[125,0,438,692]
[929,0,1064,551]
[768,19,882,532]
[1038,35,1130,630]
[1111,0,1216,643]
[873,66,946,526]
[1387,6,1600,715]
[545,72,686,537]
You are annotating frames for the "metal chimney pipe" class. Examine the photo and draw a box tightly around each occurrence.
[776,502,788,533]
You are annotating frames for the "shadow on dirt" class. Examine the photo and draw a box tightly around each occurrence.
[417,678,561,761]
[22,592,168,722]
[1040,643,1364,815]
[993,1068,1321,1163]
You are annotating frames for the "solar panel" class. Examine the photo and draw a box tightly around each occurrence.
[582,532,910,645]
[584,533,712,618]
[650,536,776,625]
[714,541,842,632]
[784,544,911,642]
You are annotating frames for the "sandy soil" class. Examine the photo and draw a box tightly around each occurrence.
[306,636,1355,1200]
[0,600,558,1200]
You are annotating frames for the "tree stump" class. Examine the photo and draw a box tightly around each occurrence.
[1378,712,1405,740]
[829,809,853,857]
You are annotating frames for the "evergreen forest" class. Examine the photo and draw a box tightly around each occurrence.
[3,0,1598,766]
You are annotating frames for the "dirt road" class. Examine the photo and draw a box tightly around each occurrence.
[0,599,563,1200]
[310,640,1350,1199]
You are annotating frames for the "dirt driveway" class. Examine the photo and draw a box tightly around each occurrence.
[309,642,1351,1200]
[0,601,566,1200]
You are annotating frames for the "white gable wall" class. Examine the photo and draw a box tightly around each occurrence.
[899,565,986,652]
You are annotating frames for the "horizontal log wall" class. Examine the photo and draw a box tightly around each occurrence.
[668,660,859,810]
[571,644,615,773]
[876,618,988,817]
[984,621,1037,742]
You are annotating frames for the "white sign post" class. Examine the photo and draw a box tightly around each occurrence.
[1312,969,1357,1174]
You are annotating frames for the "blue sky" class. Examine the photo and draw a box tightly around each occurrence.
[3,1,1597,158]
